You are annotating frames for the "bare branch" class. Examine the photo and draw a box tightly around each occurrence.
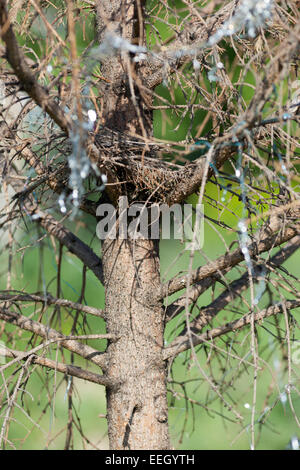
[23,198,104,283]
[163,299,300,361]
[0,0,70,133]
[18,145,98,217]
[164,275,226,322]
[166,144,236,205]
[0,292,104,318]
[139,1,237,89]
[161,205,300,299]
[1,349,111,387]
[165,234,300,355]
[165,234,300,322]
[164,20,300,204]
[0,306,107,370]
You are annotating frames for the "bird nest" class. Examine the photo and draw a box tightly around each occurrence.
[91,127,183,204]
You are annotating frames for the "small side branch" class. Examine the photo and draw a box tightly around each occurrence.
[163,299,300,361]
[165,234,300,322]
[164,21,300,205]
[166,144,235,205]
[0,292,105,318]
[23,199,104,284]
[0,0,69,133]
[161,206,300,298]
[139,1,237,90]
[19,146,97,217]
[0,306,108,370]
[2,349,112,387]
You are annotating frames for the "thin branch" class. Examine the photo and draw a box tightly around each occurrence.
[165,143,236,205]
[11,142,98,217]
[0,306,108,370]
[165,234,300,322]
[0,355,27,448]
[1,348,112,387]
[23,198,104,284]
[139,1,237,89]
[0,292,105,318]
[160,205,300,299]
[0,0,70,133]
[164,21,300,205]
[196,234,300,328]
[163,299,300,360]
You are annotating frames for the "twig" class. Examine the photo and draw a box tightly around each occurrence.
[161,207,300,298]
[22,199,104,284]
[0,306,108,370]
[0,0,70,133]
[1,348,112,387]
[0,292,105,318]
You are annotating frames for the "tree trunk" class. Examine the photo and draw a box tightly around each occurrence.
[102,237,170,449]
[95,0,168,449]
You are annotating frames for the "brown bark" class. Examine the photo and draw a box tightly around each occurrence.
[102,237,170,450]
[95,0,170,449]
[95,0,147,135]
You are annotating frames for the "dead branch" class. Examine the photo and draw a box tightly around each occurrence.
[0,0,70,133]
[0,292,104,318]
[165,234,300,354]
[1,348,111,387]
[0,305,107,370]
[22,198,104,283]
[165,234,300,322]
[164,20,300,204]
[161,204,300,298]
[163,299,300,360]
